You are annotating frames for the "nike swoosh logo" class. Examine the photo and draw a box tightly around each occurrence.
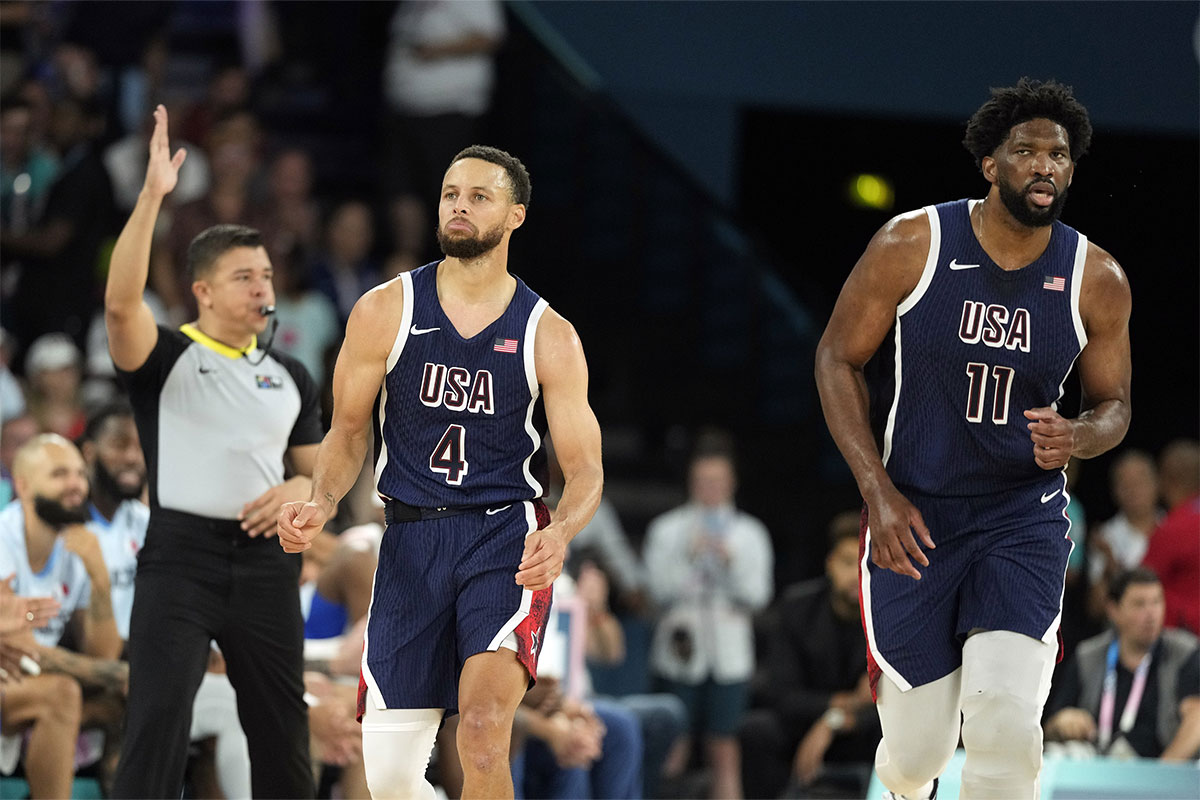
[949,259,981,270]
[198,367,215,374]
[410,325,440,335]
[485,505,512,515]
[1040,490,1061,504]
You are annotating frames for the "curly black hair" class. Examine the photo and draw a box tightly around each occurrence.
[963,78,1093,169]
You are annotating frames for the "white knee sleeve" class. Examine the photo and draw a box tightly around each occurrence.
[960,630,1056,800]
[874,669,962,797]
[361,699,444,800]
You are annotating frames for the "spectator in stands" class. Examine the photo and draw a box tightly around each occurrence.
[0,414,38,507]
[0,434,126,797]
[0,329,28,424]
[22,333,87,440]
[1044,567,1200,760]
[0,94,59,236]
[310,199,383,324]
[264,148,321,255]
[270,244,341,388]
[1088,450,1162,621]
[739,511,880,798]
[1,94,115,354]
[644,440,773,799]
[381,0,505,268]
[104,111,210,213]
[179,64,252,150]
[1142,440,1200,635]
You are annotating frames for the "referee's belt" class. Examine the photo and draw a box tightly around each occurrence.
[383,498,494,524]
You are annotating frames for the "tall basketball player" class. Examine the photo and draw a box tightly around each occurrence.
[815,78,1132,799]
[277,146,603,799]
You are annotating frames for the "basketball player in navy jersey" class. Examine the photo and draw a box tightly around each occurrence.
[278,146,603,799]
[815,79,1132,799]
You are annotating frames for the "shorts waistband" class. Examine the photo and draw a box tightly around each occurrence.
[383,499,493,524]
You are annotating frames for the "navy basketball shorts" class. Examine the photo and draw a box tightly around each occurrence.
[859,477,1074,697]
[358,499,553,717]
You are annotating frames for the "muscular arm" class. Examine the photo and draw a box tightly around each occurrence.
[514,310,603,591]
[106,105,186,371]
[537,310,603,542]
[814,211,935,580]
[1068,246,1132,456]
[277,283,399,550]
[36,645,128,695]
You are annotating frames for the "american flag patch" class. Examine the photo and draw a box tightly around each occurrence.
[1043,276,1066,292]
[493,338,518,353]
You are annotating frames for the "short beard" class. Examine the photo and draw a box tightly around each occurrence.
[33,495,90,528]
[997,176,1069,227]
[93,460,145,503]
[436,221,505,260]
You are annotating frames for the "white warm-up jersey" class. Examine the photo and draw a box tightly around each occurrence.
[0,502,92,647]
[88,500,149,641]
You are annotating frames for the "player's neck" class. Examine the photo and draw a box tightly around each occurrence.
[1117,635,1155,669]
[437,255,514,304]
[90,492,120,523]
[975,194,1053,271]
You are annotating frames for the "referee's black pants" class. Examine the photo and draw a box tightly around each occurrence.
[112,509,314,799]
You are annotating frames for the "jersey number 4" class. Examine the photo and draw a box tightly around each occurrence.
[965,362,1015,424]
[430,424,469,485]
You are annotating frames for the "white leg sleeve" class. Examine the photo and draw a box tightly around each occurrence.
[189,672,252,800]
[959,630,1057,800]
[361,693,444,800]
[874,667,962,798]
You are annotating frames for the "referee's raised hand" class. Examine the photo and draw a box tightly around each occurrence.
[277,500,329,553]
[143,104,187,199]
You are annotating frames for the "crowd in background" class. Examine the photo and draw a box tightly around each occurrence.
[0,2,1197,799]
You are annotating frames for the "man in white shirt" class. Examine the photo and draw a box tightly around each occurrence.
[644,443,774,799]
[0,434,124,797]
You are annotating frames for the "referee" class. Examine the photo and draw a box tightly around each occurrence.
[104,105,320,798]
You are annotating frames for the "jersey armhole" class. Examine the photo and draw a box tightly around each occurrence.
[896,205,942,317]
[1070,233,1088,350]
[385,272,416,373]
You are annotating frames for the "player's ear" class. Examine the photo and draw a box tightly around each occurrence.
[192,280,212,308]
[981,155,997,185]
[508,203,526,231]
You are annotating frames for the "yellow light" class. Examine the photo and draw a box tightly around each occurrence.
[848,174,895,211]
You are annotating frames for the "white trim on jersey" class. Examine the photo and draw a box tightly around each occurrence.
[374,272,416,495]
[1069,233,1089,351]
[1043,468,1074,644]
[882,204,942,466]
[895,204,943,316]
[486,500,540,651]
[520,299,550,496]
[360,527,388,711]
[1049,234,1089,415]
[860,533,913,692]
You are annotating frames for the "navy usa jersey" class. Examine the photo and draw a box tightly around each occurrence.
[375,262,549,508]
[869,199,1088,496]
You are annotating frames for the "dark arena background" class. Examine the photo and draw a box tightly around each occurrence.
[0,1,1196,798]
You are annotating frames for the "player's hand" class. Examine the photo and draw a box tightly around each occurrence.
[277,500,330,553]
[142,105,187,199]
[241,475,313,537]
[60,525,109,582]
[1024,407,1074,470]
[516,526,568,591]
[793,716,837,787]
[866,486,934,581]
[0,584,60,636]
[1046,707,1096,742]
